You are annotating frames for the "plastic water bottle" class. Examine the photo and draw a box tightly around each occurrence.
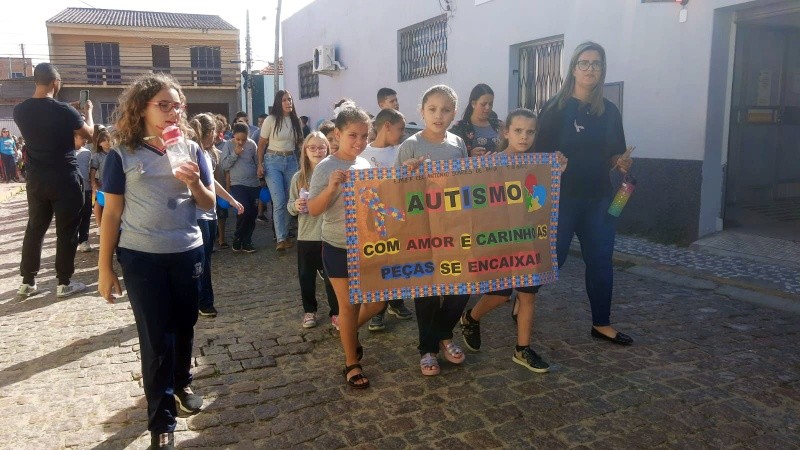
[608,175,637,217]
[299,187,310,213]
[162,125,193,174]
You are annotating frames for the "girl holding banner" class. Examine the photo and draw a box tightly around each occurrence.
[397,85,471,376]
[308,106,385,389]
[534,41,634,346]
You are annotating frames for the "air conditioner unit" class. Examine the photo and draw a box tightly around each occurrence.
[313,45,345,73]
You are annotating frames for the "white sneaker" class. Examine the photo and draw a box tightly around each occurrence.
[56,281,87,298]
[302,312,317,328]
[78,242,92,252]
[17,283,39,297]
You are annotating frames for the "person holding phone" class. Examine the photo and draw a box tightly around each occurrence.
[13,63,94,298]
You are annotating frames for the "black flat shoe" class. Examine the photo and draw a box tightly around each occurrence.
[591,328,633,346]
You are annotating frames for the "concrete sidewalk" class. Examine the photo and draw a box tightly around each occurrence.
[0,191,798,449]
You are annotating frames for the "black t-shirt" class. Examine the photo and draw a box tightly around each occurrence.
[535,97,625,199]
[13,97,83,171]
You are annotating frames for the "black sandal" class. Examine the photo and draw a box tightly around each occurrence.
[343,364,370,389]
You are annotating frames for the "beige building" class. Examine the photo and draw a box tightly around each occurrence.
[46,7,240,125]
[0,57,34,80]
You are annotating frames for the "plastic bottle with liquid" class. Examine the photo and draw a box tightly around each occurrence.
[161,125,193,174]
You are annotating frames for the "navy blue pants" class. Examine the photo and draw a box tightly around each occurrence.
[197,218,217,310]
[297,240,338,316]
[117,246,203,434]
[230,185,260,245]
[414,295,470,355]
[556,196,616,326]
[77,190,93,244]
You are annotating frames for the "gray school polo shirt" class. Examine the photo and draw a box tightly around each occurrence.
[103,141,212,254]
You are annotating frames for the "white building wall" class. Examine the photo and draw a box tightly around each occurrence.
[284,0,754,161]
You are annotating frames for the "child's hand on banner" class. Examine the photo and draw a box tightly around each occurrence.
[327,169,347,190]
[401,156,425,171]
[555,151,568,173]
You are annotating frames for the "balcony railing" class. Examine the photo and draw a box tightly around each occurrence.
[55,64,239,87]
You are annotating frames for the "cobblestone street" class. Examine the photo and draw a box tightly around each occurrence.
[1,189,799,449]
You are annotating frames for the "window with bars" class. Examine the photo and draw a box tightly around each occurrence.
[298,61,319,99]
[152,45,171,74]
[100,102,117,125]
[85,42,121,85]
[190,46,222,85]
[516,37,564,113]
[397,14,448,82]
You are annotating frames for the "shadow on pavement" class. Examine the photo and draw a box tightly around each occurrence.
[0,323,137,389]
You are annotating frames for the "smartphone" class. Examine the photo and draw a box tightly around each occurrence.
[79,90,90,109]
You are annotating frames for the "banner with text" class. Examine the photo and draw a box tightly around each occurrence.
[344,153,561,304]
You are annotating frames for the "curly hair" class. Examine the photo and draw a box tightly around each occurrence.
[112,73,190,151]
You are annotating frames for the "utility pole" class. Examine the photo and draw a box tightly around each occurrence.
[20,44,27,77]
[245,10,253,119]
[273,0,282,94]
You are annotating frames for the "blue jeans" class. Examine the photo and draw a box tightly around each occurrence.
[263,152,298,242]
[117,246,202,434]
[197,219,217,309]
[556,196,616,326]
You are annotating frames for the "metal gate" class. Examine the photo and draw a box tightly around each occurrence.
[517,37,563,112]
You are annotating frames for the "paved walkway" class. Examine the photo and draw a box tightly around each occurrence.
[0,188,799,449]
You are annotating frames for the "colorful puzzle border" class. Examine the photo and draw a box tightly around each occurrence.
[344,153,561,304]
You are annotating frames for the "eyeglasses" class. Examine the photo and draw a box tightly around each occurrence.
[147,101,186,113]
[306,145,327,152]
[576,60,603,72]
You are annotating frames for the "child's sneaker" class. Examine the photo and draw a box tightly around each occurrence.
[17,283,39,297]
[174,385,203,415]
[368,311,386,331]
[56,281,87,298]
[387,303,413,320]
[302,312,317,328]
[459,311,481,351]
[78,241,92,252]
[512,347,550,373]
[232,239,242,252]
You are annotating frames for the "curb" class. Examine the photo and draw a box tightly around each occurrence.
[569,243,800,314]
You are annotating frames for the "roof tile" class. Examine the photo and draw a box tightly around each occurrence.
[47,7,237,31]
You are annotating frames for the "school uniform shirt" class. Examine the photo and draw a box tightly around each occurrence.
[91,151,108,183]
[75,147,92,191]
[102,141,212,254]
[308,154,371,249]
[220,138,260,187]
[196,149,217,221]
[395,131,468,164]
[287,171,323,241]
[361,144,399,168]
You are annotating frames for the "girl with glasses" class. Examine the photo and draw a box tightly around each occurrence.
[288,131,339,330]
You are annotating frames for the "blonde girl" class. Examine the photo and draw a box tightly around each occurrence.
[288,131,338,329]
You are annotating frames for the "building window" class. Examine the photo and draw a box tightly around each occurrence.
[298,61,319,99]
[516,37,564,113]
[191,46,221,85]
[100,102,117,125]
[10,72,24,79]
[85,42,121,84]
[397,14,448,82]
[152,45,170,74]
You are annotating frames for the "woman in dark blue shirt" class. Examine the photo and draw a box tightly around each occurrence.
[535,41,634,345]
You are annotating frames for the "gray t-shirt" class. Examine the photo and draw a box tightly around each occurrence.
[90,151,108,184]
[220,138,260,187]
[75,147,92,191]
[102,141,212,254]
[196,149,217,221]
[395,131,468,164]
[288,171,323,241]
[309,154,371,248]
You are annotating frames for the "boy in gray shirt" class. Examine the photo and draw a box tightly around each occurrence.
[220,122,261,252]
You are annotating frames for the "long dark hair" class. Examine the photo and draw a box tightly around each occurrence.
[269,90,303,143]
[461,83,494,123]
[551,41,607,116]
